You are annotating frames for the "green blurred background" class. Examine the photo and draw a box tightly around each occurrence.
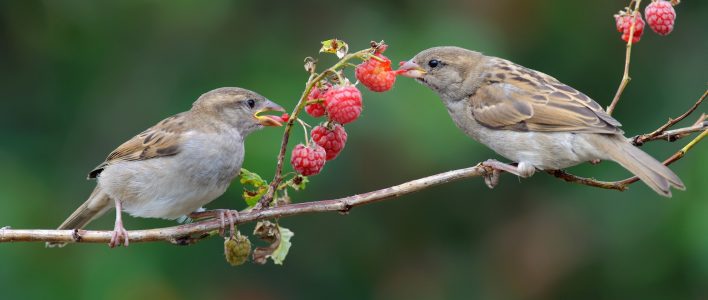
[1,0,706,299]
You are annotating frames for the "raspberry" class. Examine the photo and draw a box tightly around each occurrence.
[614,11,646,43]
[355,52,398,92]
[645,0,676,36]
[324,85,362,125]
[311,124,348,160]
[290,143,326,176]
[305,102,326,118]
[305,84,330,118]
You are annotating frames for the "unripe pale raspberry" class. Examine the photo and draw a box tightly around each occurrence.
[224,233,251,266]
[290,144,326,176]
[311,124,348,160]
[614,11,645,43]
[325,85,362,125]
[645,0,676,36]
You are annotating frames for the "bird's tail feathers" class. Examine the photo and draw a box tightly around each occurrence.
[595,135,684,197]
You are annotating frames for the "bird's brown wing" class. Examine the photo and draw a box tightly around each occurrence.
[469,58,622,134]
[88,113,188,179]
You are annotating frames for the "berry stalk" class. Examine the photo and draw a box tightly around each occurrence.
[607,0,643,116]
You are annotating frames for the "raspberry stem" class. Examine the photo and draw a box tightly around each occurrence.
[607,0,642,116]
[298,118,311,147]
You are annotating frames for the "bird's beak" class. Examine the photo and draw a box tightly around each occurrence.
[397,60,426,78]
[254,99,286,127]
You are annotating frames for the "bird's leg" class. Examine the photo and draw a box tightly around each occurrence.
[109,199,129,248]
[188,209,237,238]
[480,159,536,188]
[483,168,502,189]
[481,159,522,175]
[516,162,536,178]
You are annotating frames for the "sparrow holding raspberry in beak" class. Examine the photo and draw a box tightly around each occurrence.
[399,46,684,196]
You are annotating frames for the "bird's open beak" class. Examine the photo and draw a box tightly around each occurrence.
[397,60,426,78]
[254,100,286,127]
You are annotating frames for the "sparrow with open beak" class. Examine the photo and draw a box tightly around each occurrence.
[399,46,684,196]
[47,87,285,247]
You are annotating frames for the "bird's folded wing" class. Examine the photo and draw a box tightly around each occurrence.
[469,58,622,134]
[88,113,187,179]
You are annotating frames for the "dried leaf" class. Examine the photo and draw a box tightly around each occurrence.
[251,221,294,265]
[270,226,293,265]
[304,57,317,73]
[319,39,349,58]
[287,175,309,191]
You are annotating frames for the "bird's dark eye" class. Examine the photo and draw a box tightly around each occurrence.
[428,59,440,68]
[246,99,256,109]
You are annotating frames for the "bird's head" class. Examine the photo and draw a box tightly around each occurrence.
[193,87,285,135]
[399,46,486,101]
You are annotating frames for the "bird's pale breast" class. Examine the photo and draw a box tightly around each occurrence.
[97,129,245,219]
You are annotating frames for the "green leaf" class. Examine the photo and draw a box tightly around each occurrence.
[243,186,267,207]
[239,168,266,187]
[270,225,294,265]
[319,39,349,58]
[239,168,268,207]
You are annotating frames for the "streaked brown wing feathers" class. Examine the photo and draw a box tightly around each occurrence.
[469,58,622,134]
[88,113,187,179]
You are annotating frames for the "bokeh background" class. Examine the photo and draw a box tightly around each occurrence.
[1,0,706,299]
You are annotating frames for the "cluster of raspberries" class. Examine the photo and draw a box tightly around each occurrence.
[290,43,402,176]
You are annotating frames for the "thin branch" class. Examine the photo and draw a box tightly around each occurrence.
[1,166,486,244]
[546,170,627,191]
[630,120,706,145]
[631,89,707,145]
[607,0,643,115]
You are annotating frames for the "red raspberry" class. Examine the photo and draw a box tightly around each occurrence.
[290,144,326,176]
[614,11,645,43]
[645,0,676,36]
[355,52,397,92]
[324,85,362,125]
[311,124,348,160]
[305,102,326,118]
[305,84,330,118]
